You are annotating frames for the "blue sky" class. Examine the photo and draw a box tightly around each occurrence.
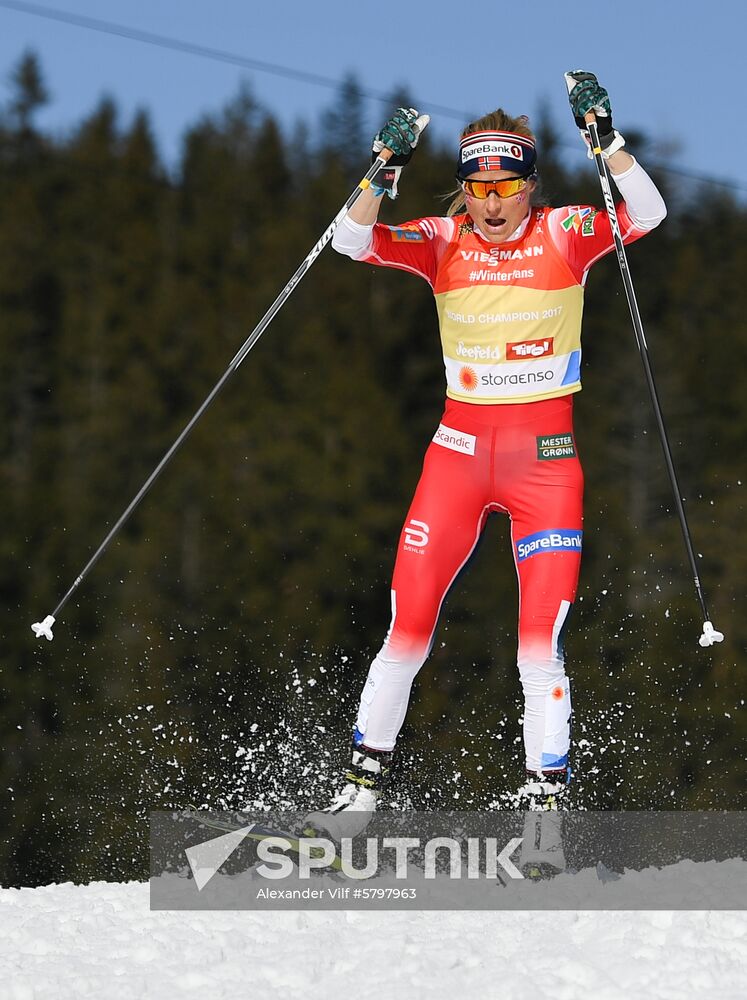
[0,0,744,194]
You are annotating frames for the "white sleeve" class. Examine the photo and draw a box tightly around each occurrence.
[610,157,667,230]
[331,214,375,259]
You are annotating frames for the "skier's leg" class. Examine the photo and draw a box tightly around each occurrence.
[507,419,583,877]
[514,538,580,780]
[355,435,492,752]
[307,416,491,837]
[507,415,584,782]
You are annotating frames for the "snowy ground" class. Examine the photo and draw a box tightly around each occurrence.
[1,882,746,999]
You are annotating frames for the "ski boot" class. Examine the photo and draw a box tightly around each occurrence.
[517,769,568,880]
[303,745,391,841]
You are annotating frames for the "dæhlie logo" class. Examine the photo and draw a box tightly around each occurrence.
[506,338,554,360]
[404,519,430,549]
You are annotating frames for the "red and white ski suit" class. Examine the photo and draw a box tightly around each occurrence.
[333,160,664,775]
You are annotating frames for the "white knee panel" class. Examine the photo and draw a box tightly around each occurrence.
[355,646,426,752]
[518,659,572,773]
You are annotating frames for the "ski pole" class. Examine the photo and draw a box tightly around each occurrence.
[581,109,723,648]
[31,147,398,641]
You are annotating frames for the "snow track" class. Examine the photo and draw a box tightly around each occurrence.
[1,881,746,999]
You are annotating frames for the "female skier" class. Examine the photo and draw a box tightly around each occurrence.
[308,72,666,847]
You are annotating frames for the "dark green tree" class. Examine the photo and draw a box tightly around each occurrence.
[6,50,49,133]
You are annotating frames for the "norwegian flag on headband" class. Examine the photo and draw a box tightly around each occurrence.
[457,129,537,180]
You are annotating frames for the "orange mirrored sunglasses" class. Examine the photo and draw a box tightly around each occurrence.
[459,176,532,199]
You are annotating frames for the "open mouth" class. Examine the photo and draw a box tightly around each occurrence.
[485,217,506,229]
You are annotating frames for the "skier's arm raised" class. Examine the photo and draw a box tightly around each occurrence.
[553,70,666,271]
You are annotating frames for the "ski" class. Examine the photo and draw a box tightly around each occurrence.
[185,806,344,872]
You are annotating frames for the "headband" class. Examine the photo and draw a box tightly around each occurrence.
[457,130,537,179]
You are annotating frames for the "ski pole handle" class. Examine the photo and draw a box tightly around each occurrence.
[359,146,393,193]
[372,148,394,165]
[585,110,603,152]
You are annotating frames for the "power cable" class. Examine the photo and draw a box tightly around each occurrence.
[0,0,474,119]
[1,0,747,194]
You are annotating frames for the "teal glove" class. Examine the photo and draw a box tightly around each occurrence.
[564,70,625,158]
[372,107,426,160]
[371,107,430,198]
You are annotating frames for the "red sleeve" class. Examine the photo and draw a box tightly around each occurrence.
[360,216,454,288]
[547,204,649,285]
